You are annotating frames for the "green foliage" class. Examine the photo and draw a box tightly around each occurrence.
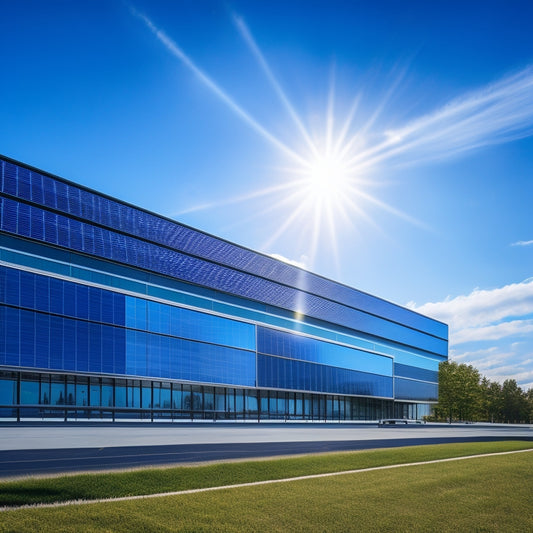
[434,361,532,423]
[437,361,480,421]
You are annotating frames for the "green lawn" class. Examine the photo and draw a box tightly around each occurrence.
[1,441,532,532]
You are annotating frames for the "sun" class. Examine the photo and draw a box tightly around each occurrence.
[305,153,351,202]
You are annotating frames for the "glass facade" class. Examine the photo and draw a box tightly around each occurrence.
[0,155,448,421]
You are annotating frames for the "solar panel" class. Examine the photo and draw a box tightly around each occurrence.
[0,194,447,356]
[0,158,447,340]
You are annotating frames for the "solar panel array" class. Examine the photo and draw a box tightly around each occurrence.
[1,157,448,356]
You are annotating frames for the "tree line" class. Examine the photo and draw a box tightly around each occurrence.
[429,360,533,423]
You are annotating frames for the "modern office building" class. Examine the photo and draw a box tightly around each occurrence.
[0,155,448,422]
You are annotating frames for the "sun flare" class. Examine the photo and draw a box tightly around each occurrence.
[137,9,421,272]
[306,153,350,201]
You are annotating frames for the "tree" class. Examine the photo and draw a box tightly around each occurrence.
[487,381,503,422]
[478,377,502,422]
[455,363,480,421]
[433,361,530,424]
[527,389,533,424]
[437,361,459,422]
[437,361,480,422]
[501,379,527,423]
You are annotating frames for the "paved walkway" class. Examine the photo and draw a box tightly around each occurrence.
[1,423,531,478]
[1,422,531,451]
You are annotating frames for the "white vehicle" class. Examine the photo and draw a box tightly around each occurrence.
[378,418,424,425]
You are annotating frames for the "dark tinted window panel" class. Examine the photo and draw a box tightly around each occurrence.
[113,326,127,374]
[76,320,89,372]
[4,306,20,365]
[50,315,64,368]
[20,270,35,310]
[0,266,127,327]
[1,158,447,341]
[20,309,35,367]
[89,286,102,322]
[35,272,50,313]
[4,267,20,306]
[2,307,128,375]
[49,277,64,315]
[75,284,88,320]
[394,363,438,383]
[63,320,76,371]
[89,323,102,373]
[257,354,393,397]
[127,296,255,351]
[113,292,126,326]
[125,330,255,386]
[63,282,76,317]
[0,268,4,304]
[101,324,116,373]
[35,313,50,368]
[257,326,392,376]
[0,199,446,356]
[394,378,438,401]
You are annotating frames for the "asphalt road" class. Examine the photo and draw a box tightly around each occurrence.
[1,423,531,478]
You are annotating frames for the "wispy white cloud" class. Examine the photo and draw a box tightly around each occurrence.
[233,14,319,158]
[481,360,533,390]
[409,279,533,389]
[131,1,533,176]
[350,65,533,171]
[452,319,533,345]
[408,278,533,334]
[129,6,309,167]
[452,346,507,369]
[511,240,533,247]
[270,253,309,270]
[452,344,533,390]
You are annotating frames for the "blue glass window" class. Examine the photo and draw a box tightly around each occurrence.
[125,330,255,386]
[394,363,438,383]
[4,307,20,365]
[0,374,17,405]
[257,327,392,377]
[0,265,126,327]
[35,313,50,368]
[394,378,438,401]
[20,376,39,405]
[257,354,392,398]
[0,304,127,375]
[123,296,255,351]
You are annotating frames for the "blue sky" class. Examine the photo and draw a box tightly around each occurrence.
[1,0,532,389]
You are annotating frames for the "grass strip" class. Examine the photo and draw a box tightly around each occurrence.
[0,446,532,532]
[0,440,531,508]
